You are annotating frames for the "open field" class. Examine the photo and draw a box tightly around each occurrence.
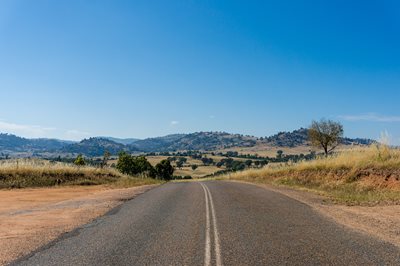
[174,165,222,178]
[0,184,158,265]
[218,144,357,157]
[223,145,400,204]
[218,145,313,157]
[0,159,160,189]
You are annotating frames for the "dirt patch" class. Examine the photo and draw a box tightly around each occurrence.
[0,185,158,265]
[231,180,400,248]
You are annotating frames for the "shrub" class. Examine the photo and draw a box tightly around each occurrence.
[74,155,85,166]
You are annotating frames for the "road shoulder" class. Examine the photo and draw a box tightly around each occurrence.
[0,185,158,266]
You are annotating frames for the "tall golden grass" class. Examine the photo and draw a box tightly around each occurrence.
[0,158,159,188]
[223,145,400,204]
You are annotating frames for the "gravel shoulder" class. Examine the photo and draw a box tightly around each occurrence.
[231,180,400,248]
[0,185,158,266]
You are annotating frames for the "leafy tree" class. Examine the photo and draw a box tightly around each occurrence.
[116,152,134,175]
[245,160,253,167]
[309,119,344,156]
[176,160,184,169]
[259,160,268,167]
[179,157,187,164]
[135,156,155,177]
[221,158,234,168]
[216,161,223,168]
[101,150,111,168]
[191,164,198,170]
[74,154,85,166]
[231,161,246,171]
[168,156,177,162]
[116,152,155,177]
[201,157,214,166]
[155,159,174,180]
[276,150,284,159]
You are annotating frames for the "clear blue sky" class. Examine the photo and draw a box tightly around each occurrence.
[1,0,400,143]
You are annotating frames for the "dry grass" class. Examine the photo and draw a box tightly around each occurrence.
[174,165,223,179]
[0,159,159,189]
[223,145,400,204]
[218,144,356,157]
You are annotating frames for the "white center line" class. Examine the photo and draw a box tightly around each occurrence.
[200,182,223,266]
[204,184,223,266]
[201,183,211,266]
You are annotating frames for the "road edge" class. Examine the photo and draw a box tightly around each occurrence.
[8,184,162,266]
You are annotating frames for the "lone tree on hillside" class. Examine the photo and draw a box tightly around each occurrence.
[309,119,344,156]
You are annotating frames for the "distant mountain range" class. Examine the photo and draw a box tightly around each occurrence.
[0,129,375,158]
[99,137,140,145]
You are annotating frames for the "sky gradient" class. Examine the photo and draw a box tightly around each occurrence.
[1,0,400,143]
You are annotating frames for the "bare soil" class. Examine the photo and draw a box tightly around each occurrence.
[0,185,157,265]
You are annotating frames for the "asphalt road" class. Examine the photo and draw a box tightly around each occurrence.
[12,181,400,266]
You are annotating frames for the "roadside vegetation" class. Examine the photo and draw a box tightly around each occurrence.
[0,158,160,189]
[223,120,400,205]
[223,144,400,205]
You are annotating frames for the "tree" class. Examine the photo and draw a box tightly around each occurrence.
[116,152,134,175]
[201,157,214,166]
[245,160,253,167]
[191,164,198,171]
[231,161,246,171]
[276,150,284,159]
[116,152,155,177]
[259,160,268,167]
[101,150,111,168]
[176,160,184,169]
[309,119,344,156]
[155,159,174,180]
[74,154,85,166]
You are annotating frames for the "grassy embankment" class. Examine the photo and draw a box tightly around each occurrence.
[0,159,161,189]
[223,145,400,204]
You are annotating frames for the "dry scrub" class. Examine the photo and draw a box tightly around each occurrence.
[0,159,159,189]
[223,145,400,204]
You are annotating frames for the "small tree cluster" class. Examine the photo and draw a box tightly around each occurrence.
[201,157,214,166]
[116,152,174,180]
[116,152,154,176]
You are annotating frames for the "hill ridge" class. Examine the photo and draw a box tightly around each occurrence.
[0,130,375,157]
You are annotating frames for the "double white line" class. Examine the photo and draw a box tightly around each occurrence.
[200,183,222,266]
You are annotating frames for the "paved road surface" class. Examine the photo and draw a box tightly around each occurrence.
[12,181,400,265]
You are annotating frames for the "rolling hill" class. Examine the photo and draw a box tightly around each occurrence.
[129,132,257,152]
[0,133,73,154]
[98,137,140,145]
[0,129,375,157]
[61,138,132,157]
